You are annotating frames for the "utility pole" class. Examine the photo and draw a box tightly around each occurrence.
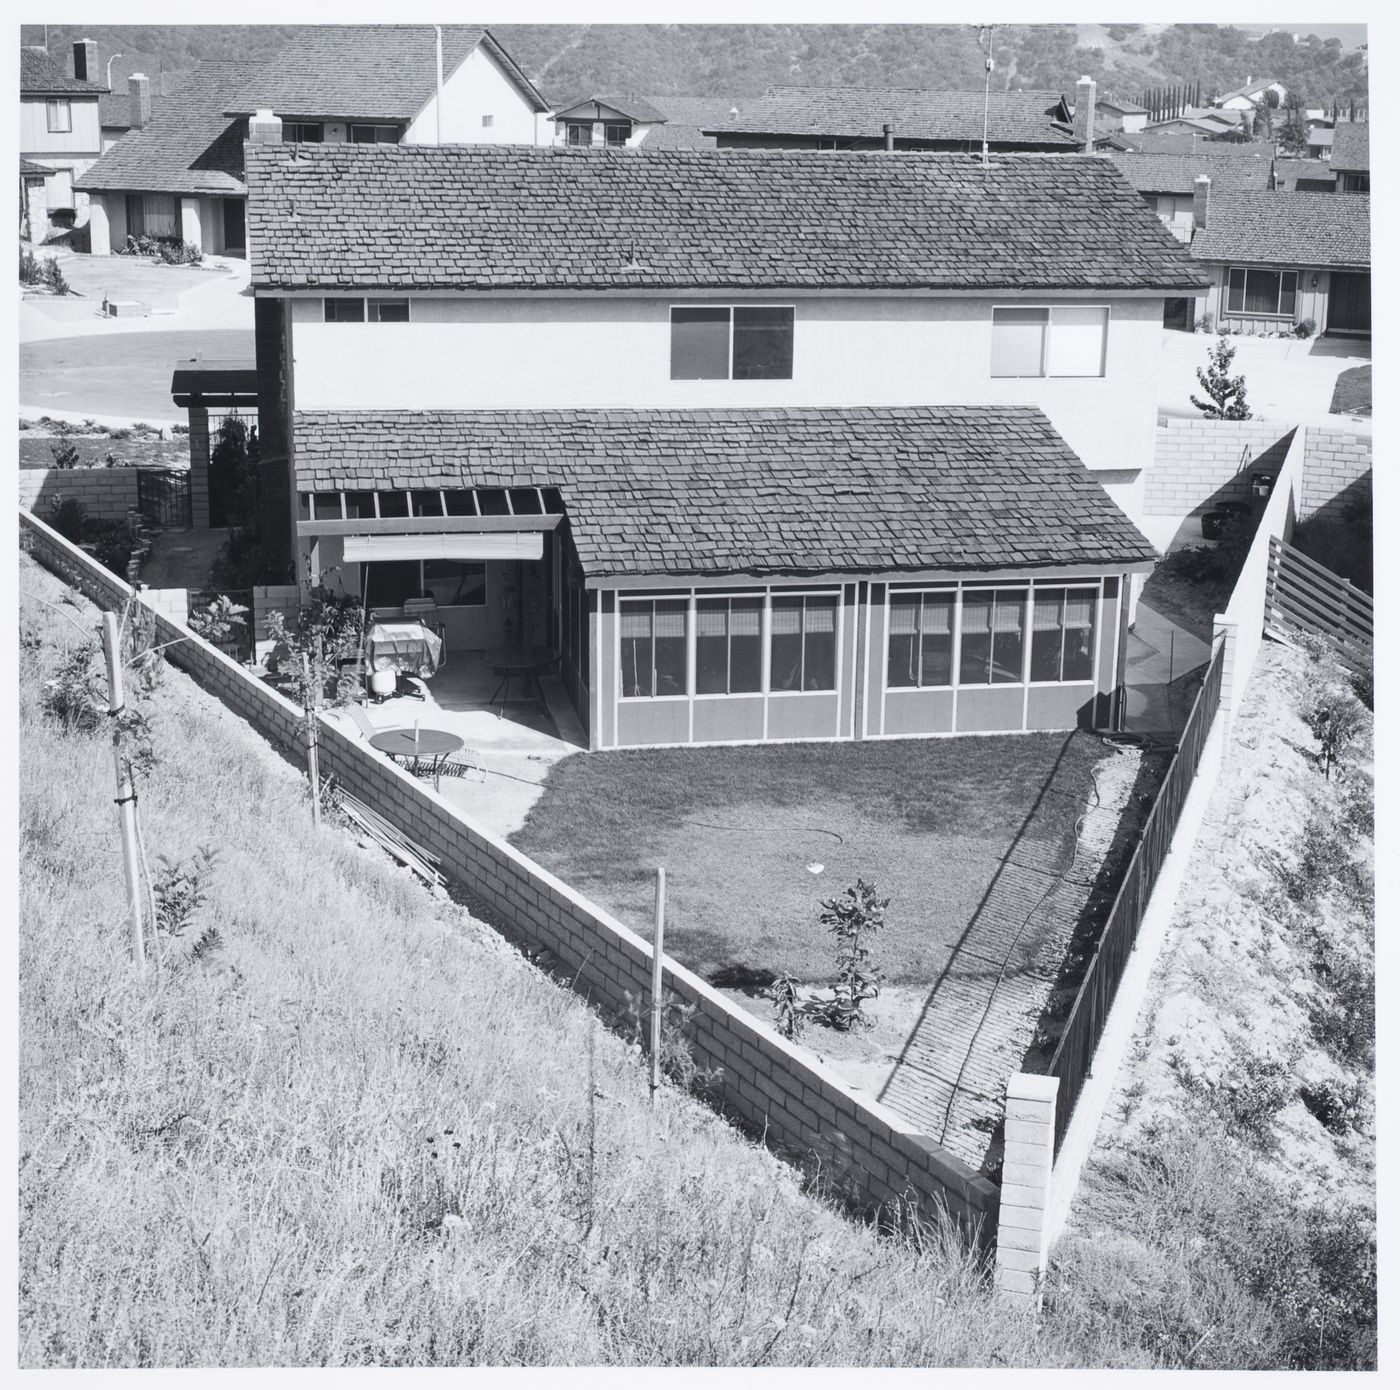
[102,611,147,972]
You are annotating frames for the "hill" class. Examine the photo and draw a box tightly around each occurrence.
[20,22,1368,111]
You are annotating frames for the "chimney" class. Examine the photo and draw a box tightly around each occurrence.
[1073,75,1097,153]
[883,122,894,152]
[1193,174,1211,232]
[73,38,98,83]
[129,73,151,129]
[249,108,284,144]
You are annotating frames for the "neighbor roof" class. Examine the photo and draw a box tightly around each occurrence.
[1191,191,1370,269]
[704,85,1077,148]
[636,96,741,150]
[75,60,249,196]
[1109,130,1267,156]
[1097,94,1149,114]
[222,25,547,122]
[1217,77,1284,103]
[1109,151,1273,195]
[20,158,48,178]
[554,94,669,124]
[245,144,1206,292]
[99,87,172,131]
[1331,121,1369,172]
[20,47,107,97]
[291,406,1156,579]
[1270,158,1335,192]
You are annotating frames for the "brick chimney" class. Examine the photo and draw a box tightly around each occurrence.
[249,109,284,144]
[1193,174,1211,231]
[129,73,151,129]
[72,38,98,84]
[1073,75,1097,153]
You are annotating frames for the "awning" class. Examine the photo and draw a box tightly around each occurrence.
[343,533,544,563]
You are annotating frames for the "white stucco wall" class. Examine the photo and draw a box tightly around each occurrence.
[405,43,541,145]
[289,293,1167,476]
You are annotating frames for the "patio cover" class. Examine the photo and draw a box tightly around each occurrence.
[343,533,543,562]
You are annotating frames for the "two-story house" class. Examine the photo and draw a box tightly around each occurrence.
[551,95,669,147]
[1331,122,1369,192]
[20,40,108,241]
[75,25,549,256]
[243,143,1205,750]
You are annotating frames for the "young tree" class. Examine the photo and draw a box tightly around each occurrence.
[1192,333,1252,420]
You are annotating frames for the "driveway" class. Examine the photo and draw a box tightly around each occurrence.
[1157,330,1371,433]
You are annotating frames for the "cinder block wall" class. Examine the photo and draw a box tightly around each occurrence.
[1297,430,1371,523]
[21,508,1002,1243]
[19,467,141,519]
[1145,420,1295,518]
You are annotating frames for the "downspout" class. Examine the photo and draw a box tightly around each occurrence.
[434,25,443,144]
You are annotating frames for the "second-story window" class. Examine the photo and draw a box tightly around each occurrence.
[566,122,592,146]
[284,122,323,142]
[323,298,411,322]
[670,306,794,380]
[604,122,631,146]
[481,114,494,128]
[46,99,72,133]
[349,124,397,144]
[990,306,1108,378]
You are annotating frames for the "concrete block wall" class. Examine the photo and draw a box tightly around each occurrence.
[1145,420,1295,519]
[21,507,1002,1244]
[1297,429,1371,523]
[994,1074,1057,1302]
[19,467,141,520]
[187,406,212,529]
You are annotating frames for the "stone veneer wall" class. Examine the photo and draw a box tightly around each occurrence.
[21,507,1001,1244]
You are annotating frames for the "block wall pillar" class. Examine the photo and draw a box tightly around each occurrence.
[994,1073,1058,1304]
[180,196,202,250]
[87,193,111,255]
[188,404,212,529]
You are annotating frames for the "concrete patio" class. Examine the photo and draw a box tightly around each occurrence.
[324,652,587,838]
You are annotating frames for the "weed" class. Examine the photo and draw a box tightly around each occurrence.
[44,497,87,544]
[767,971,804,1040]
[189,594,250,645]
[821,879,886,1031]
[40,646,105,732]
[622,989,724,1099]
[1217,1053,1293,1145]
[153,846,220,940]
[1302,688,1365,780]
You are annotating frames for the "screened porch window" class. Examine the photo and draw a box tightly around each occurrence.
[887,591,955,688]
[1029,587,1097,683]
[696,596,763,695]
[770,594,837,692]
[620,598,688,698]
[959,589,1027,685]
[1225,267,1298,317]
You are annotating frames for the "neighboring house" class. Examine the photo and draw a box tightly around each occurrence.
[551,95,668,147]
[98,76,172,151]
[1331,121,1369,192]
[75,25,550,257]
[19,159,48,243]
[19,41,108,239]
[1271,157,1340,193]
[633,96,742,150]
[1095,94,1149,134]
[241,144,1205,749]
[1190,186,1370,336]
[1108,130,1265,156]
[1109,151,1272,240]
[1304,124,1334,160]
[703,85,1081,151]
[1216,77,1289,111]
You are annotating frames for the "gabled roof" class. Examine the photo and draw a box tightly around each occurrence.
[1271,157,1337,192]
[1110,130,1266,156]
[246,144,1206,293]
[20,158,48,178]
[1331,121,1369,173]
[1217,77,1285,103]
[291,406,1157,579]
[636,96,741,150]
[554,94,669,124]
[1110,151,1273,195]
[703,85,1077,148]
[222,25,547,122]
[99,88,172,131]
[20,47,107,97]
[1097,94,1149,114]
[1191,191,1369,270]
[75,60,249,196]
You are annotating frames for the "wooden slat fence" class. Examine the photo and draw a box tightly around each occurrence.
[1266,536,1373,674]
[1046,640,1226,1155]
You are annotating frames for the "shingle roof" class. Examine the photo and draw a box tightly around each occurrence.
[1097,94,1149,114]
[20,47,107,97]
[1191,191,1369,270]
[1110,151,1273,195]
[1217,78,1283,104]
[246,144,1206,292]
[636,97,740,150]
[1331,121,1369,173]
[1111,131,1265,156]
[291,406,1156,578]
[705,86,1077,148]
[555,94,669,124]
[1271,158,1336,192]
[99,88,172,130]
[75,60,249,196]
[222,25,546,121]
[20,158,48,178]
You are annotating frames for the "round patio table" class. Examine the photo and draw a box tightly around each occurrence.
[369,727,464,790]
[483,645,558,715]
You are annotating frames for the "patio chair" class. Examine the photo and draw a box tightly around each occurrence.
[342,703,379,740]
[438,747,487,783]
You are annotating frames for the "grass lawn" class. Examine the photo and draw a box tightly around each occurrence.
[512,734,1112,986]
[1329,364,1371,416]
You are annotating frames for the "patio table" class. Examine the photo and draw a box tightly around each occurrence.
[369,727,465,791]
[483,644,558,715]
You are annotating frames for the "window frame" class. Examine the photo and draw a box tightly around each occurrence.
[566,121,593,146]
[989,304,1110,379]
[323,298,411,323]
[46,98,72,133]
[694,593,765,698]
[885,588,957,690]
[618,595,691,701]
[348,124,398,144]
[283,122,324,143]
[1224,266,1299,318]
[956,586,1030,688]
[604,121,632,146]
[768,591,840,695]
[668,304,796,381]
[1028,585,1100,685]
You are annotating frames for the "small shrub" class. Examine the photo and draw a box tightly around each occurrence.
[49,440,80,470]
[1195,310,1217,334]
[41,647,105,733]
[19,246,42,285]
[172,422,190,435]
[1274,809,1366,909]
[820,878,886,1032]
[189,594,250,644]
[1218,1052,1293,1144]
[622,989,723,1098]
[1299,1078,1365,1135]
[42,255,69,296]
[1192,332,1251,419]
[1307,933,1374,1066]
[45,496,87,543]
[767,971,803,1040]
[1303,687,1365,779]
[86,520,134,579]
[1294,317,1316,338]
[1348,665,1373,711]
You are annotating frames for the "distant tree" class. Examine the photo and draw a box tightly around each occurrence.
[1279,96,1309,153]
[1192,334,1251,420]
[1264,87,1281,109]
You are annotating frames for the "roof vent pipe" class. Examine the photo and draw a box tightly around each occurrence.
[883,122,894,152]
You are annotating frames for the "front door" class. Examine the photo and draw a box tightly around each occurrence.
[1327,272,1371,335]
[222,197,246,254]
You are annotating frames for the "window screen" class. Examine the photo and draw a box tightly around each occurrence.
[671,308,730,379]
[368,299,410,322]
[1030,586,1098,682]
[960,589,1027,685]
[771,595,837,692]
[324,298,366,323]
[696,596,763,695]
[991,308,1048,377]
[620,599,688,697]
[732,307,794,379]
[887,592,954,688]
[1046,307,1109,377]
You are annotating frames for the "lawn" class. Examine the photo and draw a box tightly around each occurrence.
[1329,364,1371,417]
[512,734,1112,986]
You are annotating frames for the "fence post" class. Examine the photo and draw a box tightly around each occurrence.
[995,1073,1058,1304]
[1211,617,1237,740]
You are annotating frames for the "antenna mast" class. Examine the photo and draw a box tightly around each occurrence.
[977,25,996,169]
